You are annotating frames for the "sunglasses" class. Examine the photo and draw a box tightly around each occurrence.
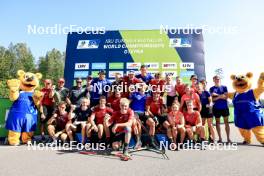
[77,81,82,83]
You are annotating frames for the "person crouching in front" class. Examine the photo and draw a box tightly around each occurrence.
[47,101,69,143]
[105,98,134,157]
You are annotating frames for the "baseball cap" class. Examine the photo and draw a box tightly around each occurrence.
[44,79,52,84]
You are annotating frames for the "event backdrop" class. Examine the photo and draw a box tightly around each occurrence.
[64,29,205,87]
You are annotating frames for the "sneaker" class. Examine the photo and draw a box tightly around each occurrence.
[227,139,232,144]
[134,140,142,150]
[123,148,129,157]
[217,139,223,143]
[41,135,46,142]
[121,150,131,161]
[242,141,250,145]
[50,138,58,145]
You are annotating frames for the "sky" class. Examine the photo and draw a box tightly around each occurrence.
[1,0,264,90]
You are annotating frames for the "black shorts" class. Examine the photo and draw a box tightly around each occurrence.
[75,124,82,132]
[55,126,65,132]
[213,108,230,118]
[41,105,54,124]
[112,132,125,143]
[136,112,147,125]
[155,115,167,125]
[140,114,167,126]
[166,95,177,107]
[201,107,213,118]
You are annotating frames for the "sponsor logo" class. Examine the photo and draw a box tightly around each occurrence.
[75,63,89,70]
[162,71,177,77]
[148,70,159,77]
[74,71,89,78]
[180,62,194,69]
[91,71,100,78]
[108,71,124,78]
[162,62,177,69]
[92,63,106,69]
[126,70,140,75]
[126,62,141,69]
[180,70,195,77]
[169,38,192,48]
[144,62,159,69]
[77,39,100,49]
[109,63,124,69]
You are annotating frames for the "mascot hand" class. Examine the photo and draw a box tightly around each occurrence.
[7,79,21,92]
[33,90,43,106]
[260,72,264,80]
[258,72,264,89]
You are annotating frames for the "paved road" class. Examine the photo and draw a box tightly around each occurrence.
[0,124,263,176]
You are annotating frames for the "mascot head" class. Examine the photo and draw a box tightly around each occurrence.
[17,70,42,91]
[230,72,253,93]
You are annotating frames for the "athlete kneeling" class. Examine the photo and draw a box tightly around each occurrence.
[105,98,134,157]
[47,101,69,143]
[66,97,92,144]
[86,95,113,142]
[145,92,170,149]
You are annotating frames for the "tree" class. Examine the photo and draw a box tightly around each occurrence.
[0,43,65,98]
[37,48,64,82]
[10,43,36,72]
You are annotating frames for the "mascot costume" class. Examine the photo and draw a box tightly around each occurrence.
[5,70,43,145]
[229,72,264,145]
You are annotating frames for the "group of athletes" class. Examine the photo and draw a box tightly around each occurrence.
[39,65,232,157]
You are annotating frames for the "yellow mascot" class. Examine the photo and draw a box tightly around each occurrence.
[5,70,43,145]
[228,72,264,145]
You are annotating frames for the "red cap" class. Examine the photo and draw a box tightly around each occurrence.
[58,78,65,83]
[44,79,52,84]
